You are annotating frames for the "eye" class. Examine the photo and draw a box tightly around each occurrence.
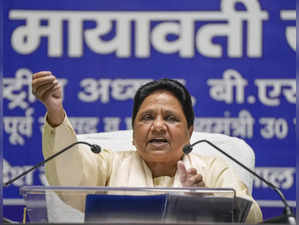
[165,115,178,122]
[142,113,154,121]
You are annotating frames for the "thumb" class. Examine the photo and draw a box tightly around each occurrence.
[177,161,188,183]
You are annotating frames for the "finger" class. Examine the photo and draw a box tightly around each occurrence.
[192,174,203,183]
[40,83,61,100]
[32,79,54,96]
[193,177,205,187]
[41,86,62,104]
[198,180,205,187]
[187,168,197,175]
[177,161,188,183]
[38,80,59,97]
[32,71,52,80]
[32,75,56,87]
[32,76,56,94]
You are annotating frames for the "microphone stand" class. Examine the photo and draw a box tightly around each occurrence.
[4,141,101,187]
[184,140,296,225]
[3,141,101,223]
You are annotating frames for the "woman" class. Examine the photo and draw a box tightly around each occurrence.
[32,71,262,223]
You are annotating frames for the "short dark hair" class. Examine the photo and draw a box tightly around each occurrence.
[132,78,194,128]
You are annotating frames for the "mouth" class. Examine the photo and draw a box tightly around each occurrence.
[148,138,169,149]
[149,138,168,143]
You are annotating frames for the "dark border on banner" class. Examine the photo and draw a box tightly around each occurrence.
[296,1,298,221]
[0,0,3,222]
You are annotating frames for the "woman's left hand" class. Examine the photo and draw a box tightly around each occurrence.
[177,161,205,187]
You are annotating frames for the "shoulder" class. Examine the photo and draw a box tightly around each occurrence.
[96,149,138,160]
[189,152,228,168]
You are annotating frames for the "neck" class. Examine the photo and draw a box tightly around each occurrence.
[145,161,177,178]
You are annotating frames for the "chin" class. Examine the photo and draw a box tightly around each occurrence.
[138,149,167,159]
[142,150,182,163]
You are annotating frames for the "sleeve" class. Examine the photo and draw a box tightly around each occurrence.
[42,113,113,211]
[205,156,263,224]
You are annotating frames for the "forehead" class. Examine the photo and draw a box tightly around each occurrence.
[138,90,183,112]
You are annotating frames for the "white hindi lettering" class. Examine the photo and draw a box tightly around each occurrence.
[3,68,34,110]
[125,117,133,130]
[111,79,152,100]
[150,17,195,57]
[9,10,64,57]
[9,0,268,58]
[194,118,213,134]
[3,159,34,186]
[3,108,34,145]
[69,117,99,134]
[84,14,131,57]
[280,10,296,51]
[38,116,99,134]
[78,78,152,103]
[254,167,295,189]
[207,69,248,104]
[231,110,254,138]
[78,78,111,103]
[259,117,289,139]
[38,167,47,186]
[197,0,268,57]
[4,68,68,110]
[39,116,134,132]
[103,117,121,131]
[38,117,45,134]
[255,79,296,106]
[194,110,254,138]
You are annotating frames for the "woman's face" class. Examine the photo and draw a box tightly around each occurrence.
[133,90,193,164]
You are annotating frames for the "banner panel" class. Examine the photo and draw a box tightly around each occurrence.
[3,0,296,222]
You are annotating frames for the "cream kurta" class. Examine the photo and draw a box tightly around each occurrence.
[43,115,262,224]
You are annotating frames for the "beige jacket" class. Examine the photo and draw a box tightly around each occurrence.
[43,115,263,223]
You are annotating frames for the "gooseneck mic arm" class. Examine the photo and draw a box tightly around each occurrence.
[4,141,101,187]
[183,140,296,225]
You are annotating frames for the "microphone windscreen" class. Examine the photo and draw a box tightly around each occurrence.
[90,144,101,153]
[183,144,193,154]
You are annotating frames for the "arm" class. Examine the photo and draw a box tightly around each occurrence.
[32,71,100,186]
[42,114,109,212]
[42,114,101,187]
[32,71,65,127]
[177,155,262,224]
[33,71,109,211]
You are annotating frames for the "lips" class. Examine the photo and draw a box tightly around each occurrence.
[148,138,169,149]
[149,138,168,143]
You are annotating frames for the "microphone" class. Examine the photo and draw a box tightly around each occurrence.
[183,140,296,225]
[4,141,101,187]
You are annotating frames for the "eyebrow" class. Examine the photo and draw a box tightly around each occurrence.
[139,109,155,115]
[139,108,180,116]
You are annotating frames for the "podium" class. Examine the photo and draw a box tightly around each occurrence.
[20,186,252,223]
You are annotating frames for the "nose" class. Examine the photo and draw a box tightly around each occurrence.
[151,117,166,132]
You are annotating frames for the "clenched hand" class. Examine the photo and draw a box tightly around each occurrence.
[32,71,65,127]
